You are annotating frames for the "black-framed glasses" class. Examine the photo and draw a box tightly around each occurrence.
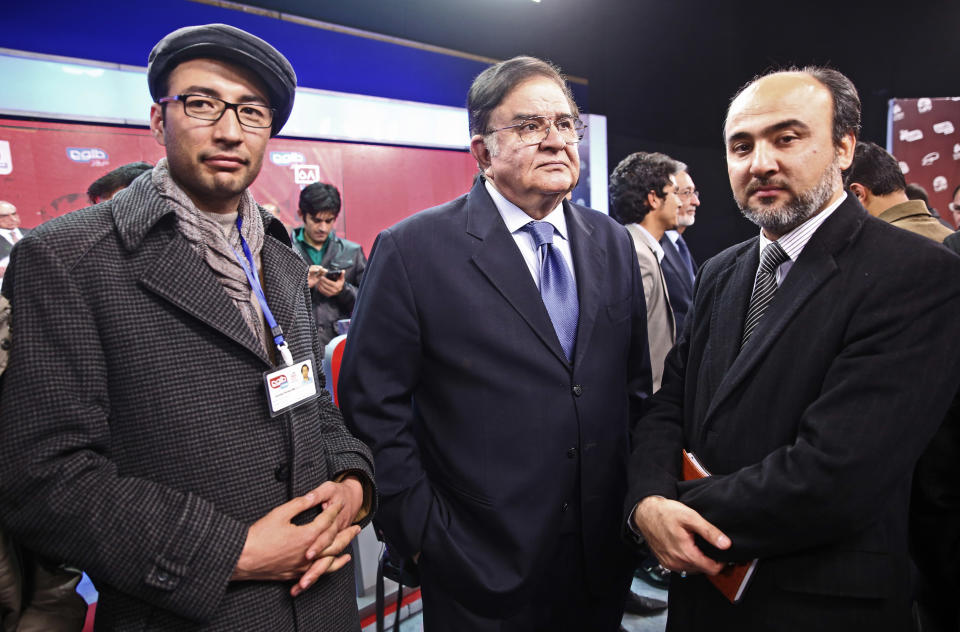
[486,115,587,145]
[677,188,700,199]
[157,94,275,129]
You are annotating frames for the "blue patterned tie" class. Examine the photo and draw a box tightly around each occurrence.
[522,221,579,361]
[675,235,696,284]
[741,241,789,349]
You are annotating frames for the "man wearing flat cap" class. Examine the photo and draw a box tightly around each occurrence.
[0,23,375,632]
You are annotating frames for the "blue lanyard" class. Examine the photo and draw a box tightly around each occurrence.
[232,215,293,366]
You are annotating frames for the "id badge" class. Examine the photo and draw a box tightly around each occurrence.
[263,355,320,417]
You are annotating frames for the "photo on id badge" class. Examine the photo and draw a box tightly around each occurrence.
[264,356,319,416]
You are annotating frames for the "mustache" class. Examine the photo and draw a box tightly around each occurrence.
[745,178,792,196]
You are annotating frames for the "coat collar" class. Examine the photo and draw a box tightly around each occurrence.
[466,178,603,368]
[114,173,299,367]
[701,195,868,424]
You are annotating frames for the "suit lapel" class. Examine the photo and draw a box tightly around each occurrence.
[138,233,271,364]
[700,240,757,417]
[661,237,693,294]
[467,180,570,366]
[114,177,274,366]
[566,202,604,367]
[702,198,865,424]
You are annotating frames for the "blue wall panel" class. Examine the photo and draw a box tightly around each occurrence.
[4,0,588,111]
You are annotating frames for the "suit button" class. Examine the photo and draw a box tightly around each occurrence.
[566,447,577,459]
[561,502,569,513]
[274,463,290,482]
[156,571,169,583]
[572,385,583,396]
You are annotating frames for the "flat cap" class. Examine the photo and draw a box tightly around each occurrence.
[148,23,296,136]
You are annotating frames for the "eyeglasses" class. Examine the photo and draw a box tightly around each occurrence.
[486,116,587,145]
[677,189,700,199]
[157,94,275,129]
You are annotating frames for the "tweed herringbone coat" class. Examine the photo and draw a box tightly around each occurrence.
[0,174,375,631]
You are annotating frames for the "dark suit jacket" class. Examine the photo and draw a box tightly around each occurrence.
[339,178,652,616]
[0,176,375,632]
[659,233,695,333]
[628,196,960,631]
[0,228,29,261]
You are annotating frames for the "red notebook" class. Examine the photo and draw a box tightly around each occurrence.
[682,450,758,604]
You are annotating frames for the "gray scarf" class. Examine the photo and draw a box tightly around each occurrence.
[152,158,268,353]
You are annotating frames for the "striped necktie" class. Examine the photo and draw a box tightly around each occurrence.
[741,241,789,348]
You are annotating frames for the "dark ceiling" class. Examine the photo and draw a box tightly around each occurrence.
[242,0,960,255]
[244,0,960,148]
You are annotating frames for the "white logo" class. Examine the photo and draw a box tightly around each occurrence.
[270,151,305,166]
[293,165,320,185]
[66,147,108,163]
[933,176,948,192]
[0,140,11,175]
[892,103,904,121]
[954,143,960,160]
[917,98,933,114]
[899,129,924,142]
[921,152,940,166]
[933,121,955,135]
[899,161,910,174]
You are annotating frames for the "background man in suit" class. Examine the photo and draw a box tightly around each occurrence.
[843,141,953,243]
[0,24,374,631]
[627,67,960,631]
[291,182,366,347]
[609,151,680,391]
[0,202,28,284]
[659,166,699,334]
[339,56,652,631]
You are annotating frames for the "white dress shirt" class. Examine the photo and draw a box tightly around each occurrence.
[485,180,577,289]
[758,192,847,285]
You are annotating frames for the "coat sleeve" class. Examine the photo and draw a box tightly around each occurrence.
[0,235,248,624]
[337,230,432,558]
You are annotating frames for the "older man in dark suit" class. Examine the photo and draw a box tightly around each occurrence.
[627,67,960,631]
[339,56,652,631]
[0,24,374,632]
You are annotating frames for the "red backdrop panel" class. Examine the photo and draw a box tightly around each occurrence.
[889,97,960,228]
[0,118,478,254]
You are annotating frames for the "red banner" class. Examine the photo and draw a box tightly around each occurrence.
[0,118,478,254]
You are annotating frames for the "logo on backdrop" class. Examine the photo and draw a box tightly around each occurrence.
[898,161,910,174]
[270,151,305,166]
[921,152,940,167]
[933,176,948,193]
[899,129,924,143]
[0,140,11,175]
[66,147,109,166]
[293,165,321,185]
[933,121,956,135]
[917,98,933,114]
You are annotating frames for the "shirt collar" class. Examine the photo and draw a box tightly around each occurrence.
[485,179,569,241]
[759,191,847,262]
[664,229,681,245]
[632,223,665,262]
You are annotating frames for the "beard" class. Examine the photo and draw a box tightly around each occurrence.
[736,156,840,235]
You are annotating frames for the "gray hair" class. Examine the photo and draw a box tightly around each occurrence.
[467,56,579,138]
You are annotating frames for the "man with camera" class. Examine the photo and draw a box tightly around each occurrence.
[292,182,367,346]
